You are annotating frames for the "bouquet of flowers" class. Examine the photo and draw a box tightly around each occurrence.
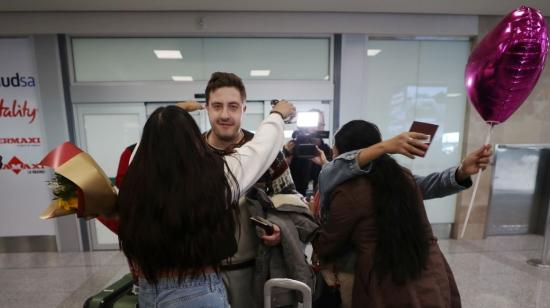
[45,173,80,215]
[40,142,117,220]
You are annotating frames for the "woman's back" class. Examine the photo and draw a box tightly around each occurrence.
[116,89,292,307]
[314,119,460,308]
[117,106,239,284]
[316,171,460,308]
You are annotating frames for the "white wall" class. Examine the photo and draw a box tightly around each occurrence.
[0,12,477,36]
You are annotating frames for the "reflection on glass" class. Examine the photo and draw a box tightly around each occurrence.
[250,70,271,77]
[72,38,330,82]
[493,147,539,192]
[367,49,382,56]
[365,39,469,224]
[171,75,193,81]
[153,50,183,59]
[442,132,460,154]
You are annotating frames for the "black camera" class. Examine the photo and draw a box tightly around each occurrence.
[292,130,330,158]
[292,110,329,158]
[271,100,329,158]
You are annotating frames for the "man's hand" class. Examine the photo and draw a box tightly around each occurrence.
[283,140,295,164]
[284,140,296,155]
[176,100,204,112]
[261,224,281,246]
[456,144,493,182]
[380,132,429,159]
[271,100,296,120]
[310,146,329,166]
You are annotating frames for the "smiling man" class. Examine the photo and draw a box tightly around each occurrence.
[200,72,308,308]
[204,74,248,150]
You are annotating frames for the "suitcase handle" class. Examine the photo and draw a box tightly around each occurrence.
[83,273,135,308]
[264,278,312,308]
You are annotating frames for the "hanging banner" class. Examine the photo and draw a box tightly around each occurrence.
[0,38,55,237]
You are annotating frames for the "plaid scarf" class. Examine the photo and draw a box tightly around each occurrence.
[204,129,296,195]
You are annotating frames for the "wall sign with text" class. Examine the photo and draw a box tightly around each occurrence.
[0,38,55,237]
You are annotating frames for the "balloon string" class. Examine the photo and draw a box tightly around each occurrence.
[460,123,494,239]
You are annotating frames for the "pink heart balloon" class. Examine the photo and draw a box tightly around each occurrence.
[465,6,549,124]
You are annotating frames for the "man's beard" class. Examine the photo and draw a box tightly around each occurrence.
[213,126,240,142]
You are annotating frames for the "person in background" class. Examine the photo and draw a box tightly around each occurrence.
[96,143,136,234]
[117,101,295,307]
[284,109,332,196]
[114,144,137,188]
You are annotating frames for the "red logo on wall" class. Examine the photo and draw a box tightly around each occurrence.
[0,155,44,175]
[0,137,41,145]
[0,137,40,147]
[0,99,38,124]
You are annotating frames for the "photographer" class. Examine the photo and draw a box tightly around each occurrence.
[284,109,332,196]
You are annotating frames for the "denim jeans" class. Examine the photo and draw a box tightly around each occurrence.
[138,273,230,308]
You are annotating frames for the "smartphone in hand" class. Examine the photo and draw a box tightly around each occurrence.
[409,121,438,157]
[249,216,274,236]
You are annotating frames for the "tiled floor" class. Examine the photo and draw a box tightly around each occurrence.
[441,235,550,308]
[0,251,130,308]
[0,235,549,307]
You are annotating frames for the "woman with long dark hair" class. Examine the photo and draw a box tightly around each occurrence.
[117,102,294,307]
[314,120,461,307]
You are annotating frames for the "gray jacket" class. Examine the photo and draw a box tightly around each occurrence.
[246,188,319,308]
[318,149,473,211]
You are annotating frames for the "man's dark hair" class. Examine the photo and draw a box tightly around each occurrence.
[117,106,240,284]
[205,72,246,104]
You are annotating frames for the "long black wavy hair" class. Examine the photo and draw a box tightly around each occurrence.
[117,106,239,284]
[334,120,429,285]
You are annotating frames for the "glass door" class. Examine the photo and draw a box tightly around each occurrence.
[73,103,147,250]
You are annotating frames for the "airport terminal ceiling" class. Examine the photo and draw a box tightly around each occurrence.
[1,0,550,16]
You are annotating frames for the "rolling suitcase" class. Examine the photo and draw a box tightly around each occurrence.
[264,278,312,308]
[83,273,137,308]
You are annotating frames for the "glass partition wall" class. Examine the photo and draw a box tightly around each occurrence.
[67,36,469,249]
[364,39,469,228]
[72,37,330,82]
[68,36,334,249]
